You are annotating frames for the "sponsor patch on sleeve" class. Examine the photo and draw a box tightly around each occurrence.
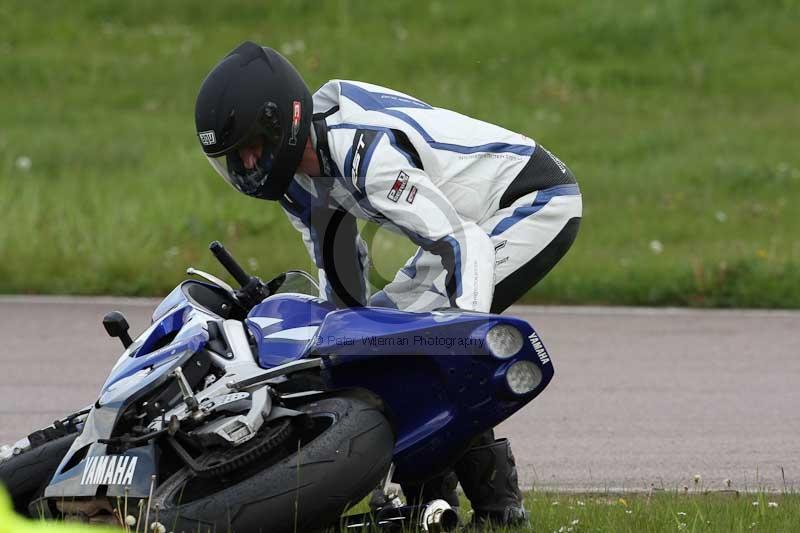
[406,185,417,204]
[388,171,409,202]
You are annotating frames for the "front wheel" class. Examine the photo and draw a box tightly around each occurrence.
[154,392,395,533]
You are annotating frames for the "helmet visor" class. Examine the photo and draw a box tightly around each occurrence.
[206,121,283,197]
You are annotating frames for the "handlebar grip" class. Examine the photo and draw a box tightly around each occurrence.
[209,241,251,287]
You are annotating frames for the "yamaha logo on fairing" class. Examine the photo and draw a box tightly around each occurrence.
[528,332,550,365]
[198,130,216,146]
[80,455,138,486]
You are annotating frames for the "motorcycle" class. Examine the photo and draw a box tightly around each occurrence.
[0,241,554,532]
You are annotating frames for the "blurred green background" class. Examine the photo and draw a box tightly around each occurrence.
[0,0,798,306]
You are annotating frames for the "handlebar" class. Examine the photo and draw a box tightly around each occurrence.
[209,241,251,287]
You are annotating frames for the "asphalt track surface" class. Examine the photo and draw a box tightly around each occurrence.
[1,296,797,491]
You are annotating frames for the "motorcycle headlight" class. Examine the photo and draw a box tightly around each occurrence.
[486,324,524,359]
[506,360,542,395]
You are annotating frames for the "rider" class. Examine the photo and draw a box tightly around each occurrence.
[194,41,582,526]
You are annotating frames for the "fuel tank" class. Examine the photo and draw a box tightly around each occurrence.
[246,294,335,368]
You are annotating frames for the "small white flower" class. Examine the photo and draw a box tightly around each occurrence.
[15,156,32,171]
[768,501,778,508]
[650,240,664,254]
[625,510,633,514]
[571,519,579,525]
[280,39,306,56]
[693,474,702,484]
[752,501,759,506]
[551,500,560,506]
[125,515,137,526]
[393,24,409,41]
[678,523,687,530]
[715,211,728,222]
[677,511,687,517]
[576,500,585,506]
[151,523,167,533]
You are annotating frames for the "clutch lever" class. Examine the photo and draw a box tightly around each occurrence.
[186,267,240,301]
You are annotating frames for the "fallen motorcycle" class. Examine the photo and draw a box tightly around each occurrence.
[0,241,554,532]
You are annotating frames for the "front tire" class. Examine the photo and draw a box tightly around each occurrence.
[154,392,394,533]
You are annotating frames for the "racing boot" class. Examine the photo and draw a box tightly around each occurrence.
[400,470,460,509]
[455,436,528,527]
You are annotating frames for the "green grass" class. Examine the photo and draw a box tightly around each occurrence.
[339,490,800,532]
[1,0,799,306]
[518,491,800,533]
[12,489,800,533]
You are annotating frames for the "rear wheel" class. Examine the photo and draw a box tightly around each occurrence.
[0,434,77,515]
[154,392,394,533]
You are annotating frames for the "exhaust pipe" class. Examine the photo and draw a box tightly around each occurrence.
[342,499,459,532]
[419,499,460,532]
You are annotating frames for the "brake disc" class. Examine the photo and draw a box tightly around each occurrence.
[192,418,294,478]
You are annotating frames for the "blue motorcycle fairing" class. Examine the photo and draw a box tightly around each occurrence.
[314,307,553,484]
[134,306,190,358]
[246,293,335,368]
[101,283,217,394]
[315,307,494,357]
[47,442,159,499]
[47,345,203,499]
[99,330,207,406]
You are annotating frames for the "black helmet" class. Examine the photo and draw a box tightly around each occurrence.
[194,41,312,200]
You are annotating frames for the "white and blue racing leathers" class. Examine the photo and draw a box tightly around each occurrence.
[280,80,582,313]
